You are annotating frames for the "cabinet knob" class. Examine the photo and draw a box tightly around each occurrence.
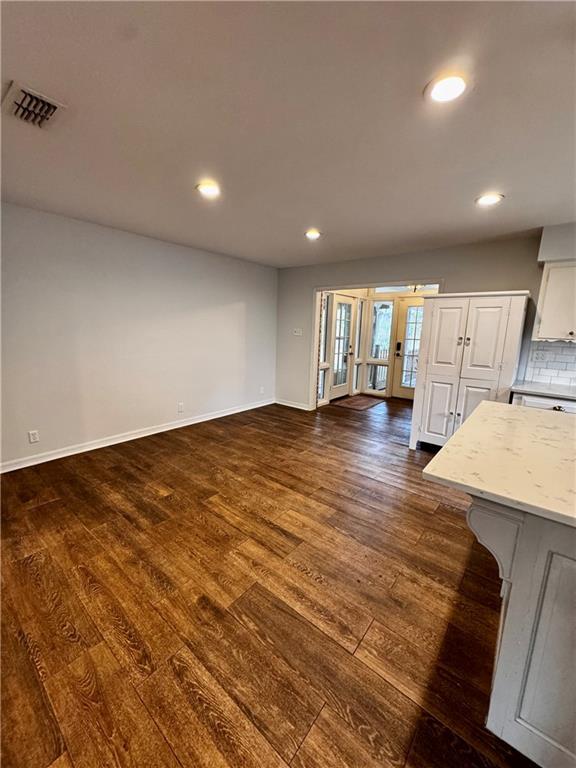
[569,331,575,337]
[456,412,461,418]
[449,411,454,416]
[457,336,463,345]
[464,337,471,346]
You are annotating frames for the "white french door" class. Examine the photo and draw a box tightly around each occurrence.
[391,297,424,399]
[315,286,439,407]
[328,295,355,400]
[363,299,395,397]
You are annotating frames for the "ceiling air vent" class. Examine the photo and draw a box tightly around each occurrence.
[2,81,66,128]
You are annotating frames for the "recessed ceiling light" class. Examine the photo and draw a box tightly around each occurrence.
[426,75,467,103]
[195,179,221,200]
[476,192,505,208]
[305,228,322,241]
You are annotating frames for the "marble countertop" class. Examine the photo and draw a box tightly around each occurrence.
[512,380,576,400]
[423,401,576,527]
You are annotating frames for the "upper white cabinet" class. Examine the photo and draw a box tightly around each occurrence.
[533,261,576,341]
[461,296,510,380]
[427,298,468,376]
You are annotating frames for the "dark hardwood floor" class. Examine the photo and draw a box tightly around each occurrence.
[1,400,538,768]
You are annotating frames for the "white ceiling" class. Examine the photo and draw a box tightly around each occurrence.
[2,2,575,267]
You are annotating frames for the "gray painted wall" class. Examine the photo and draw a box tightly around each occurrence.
[276,235,543,407]
[2,204,277,465]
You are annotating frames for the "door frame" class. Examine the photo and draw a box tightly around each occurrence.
[359,296,399,399]
[311,280,442,409]
[327,294,356,401]
[390,296,425,399]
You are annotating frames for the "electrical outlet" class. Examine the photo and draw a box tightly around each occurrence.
[259,386,265,395]
[28,430,40,444]
[293,328,303,336]
[177,401,184,414]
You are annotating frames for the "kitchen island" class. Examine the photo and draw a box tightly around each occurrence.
[424,401,576,768]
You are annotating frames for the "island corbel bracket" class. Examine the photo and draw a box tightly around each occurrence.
[466,499,525,598]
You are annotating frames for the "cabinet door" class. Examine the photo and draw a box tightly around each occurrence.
[419,375,458,445]
[460,296,510,381]
[427,299,469,376]
[534,261,576,340]
[488,517,576,767]
[455,379,497,429]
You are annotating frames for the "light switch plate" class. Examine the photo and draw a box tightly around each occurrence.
[293,328,303,336]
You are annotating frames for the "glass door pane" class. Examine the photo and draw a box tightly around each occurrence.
[369,301,393,360]
[318,293,329,364]
[355,300,364,357]
[317,369,327,400]
[366,364,388,392]
[333,301,352,386]
[401,305,424,387]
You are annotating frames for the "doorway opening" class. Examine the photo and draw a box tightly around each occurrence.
[315,283,440,408]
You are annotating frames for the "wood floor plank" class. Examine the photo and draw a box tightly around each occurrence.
[325,501,486,592]
[230,538,373,652]
[230,584,421,766]
[1,594,65,768]
[139,646,288,768]
[160,552,255,609]
[44,477,119,530]
[70,553,182,685]
[355,618,491,732]
[44,642,181,768]
[415,528,499,581]
[1,506,46,563]
[390,570,500,642]
[91,517,191,603]
[1,466,60,512]
[151,501,246,561]
[96,481,171,531]
[204,494,302,556]
[3,550,101,679]
[47,754,74,768]
[156,592,323,762]
[354,620,531,768]
[28,499,104,571]
[275,458,365,500]
[291,706,387,768]
[405,713,536,768]
[356,596,495,697]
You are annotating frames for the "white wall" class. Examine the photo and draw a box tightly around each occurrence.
[276,235,542,408]
[1,204,277,468]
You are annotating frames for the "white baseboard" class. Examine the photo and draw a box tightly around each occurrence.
[275,399,315,411]
[0,398,275,473]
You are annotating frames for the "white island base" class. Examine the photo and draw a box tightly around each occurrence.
[423,402,576,768]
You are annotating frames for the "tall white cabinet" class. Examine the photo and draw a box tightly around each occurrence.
[409,291,528,449]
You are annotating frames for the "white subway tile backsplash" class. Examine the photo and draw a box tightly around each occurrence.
[525,341,576,385]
